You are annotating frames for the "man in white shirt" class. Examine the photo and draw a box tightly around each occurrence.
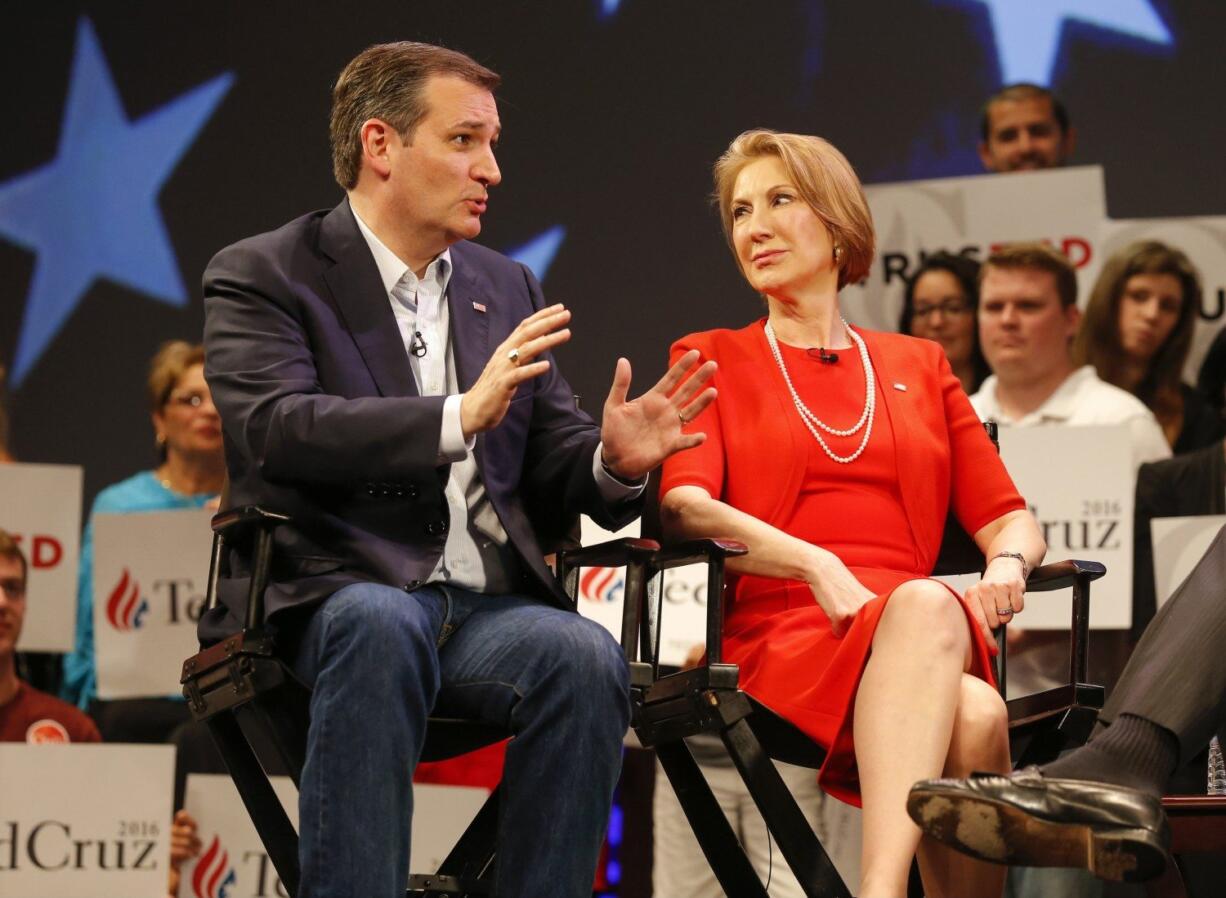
[971,241,1170,468]
[970,243,1169,898]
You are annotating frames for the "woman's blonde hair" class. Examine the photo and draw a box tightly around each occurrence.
[713,130,875,289]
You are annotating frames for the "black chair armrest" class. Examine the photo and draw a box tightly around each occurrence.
[651,538,748,571]
[558,537,659,570]
[205,506,293,632]
[1025,559,1106,593]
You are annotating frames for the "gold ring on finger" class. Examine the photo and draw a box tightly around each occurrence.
[507,347,521,365]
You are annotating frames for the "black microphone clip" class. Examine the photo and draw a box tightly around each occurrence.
[808,347,839,364]
[410,331,428,358]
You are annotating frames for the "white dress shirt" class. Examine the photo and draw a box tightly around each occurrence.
[351,208,641,594]
[970,365,1171,469]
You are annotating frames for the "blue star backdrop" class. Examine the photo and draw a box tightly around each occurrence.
[1,1,1222,514]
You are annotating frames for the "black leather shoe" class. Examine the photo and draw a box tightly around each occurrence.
[907,766,1170,883]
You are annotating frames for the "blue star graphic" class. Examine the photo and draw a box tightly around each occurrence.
[507,226,567,281]
[0,17,234,387]
[964,0,1171,85]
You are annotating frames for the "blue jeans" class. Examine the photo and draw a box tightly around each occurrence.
[288,582,631,898]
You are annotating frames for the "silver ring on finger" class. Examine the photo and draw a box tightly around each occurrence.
[997,607,1014,616]
[507,347,521,365]
[678,411,687,426]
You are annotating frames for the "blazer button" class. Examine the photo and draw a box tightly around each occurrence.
[425,520,448,536]
[406,484,419,500]
[365,482,378,497]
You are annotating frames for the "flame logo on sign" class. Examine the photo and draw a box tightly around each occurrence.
[193,835,237,898]
[579,566,624,603]
[105,568,149,631]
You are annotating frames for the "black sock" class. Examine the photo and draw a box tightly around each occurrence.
[1041,713,1179,797]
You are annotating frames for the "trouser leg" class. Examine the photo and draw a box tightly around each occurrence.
[1102,524,1226,765]
[290,583,446,898]
[434,590,630,898]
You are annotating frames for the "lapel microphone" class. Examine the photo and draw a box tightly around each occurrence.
[410,331,428,357]
[806,348,839,364]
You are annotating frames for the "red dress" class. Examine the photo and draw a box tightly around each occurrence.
[661,321,1025,806]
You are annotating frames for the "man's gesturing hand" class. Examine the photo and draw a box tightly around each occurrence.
[600,350,718,482]
[461,304,572,437]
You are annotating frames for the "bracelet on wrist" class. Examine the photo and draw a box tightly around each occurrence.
[992,550,1030,580]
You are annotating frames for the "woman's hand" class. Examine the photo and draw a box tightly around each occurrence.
[962,554,1027,641]
[805,549,876,638]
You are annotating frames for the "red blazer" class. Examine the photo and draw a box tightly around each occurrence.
[661,320,1022,574]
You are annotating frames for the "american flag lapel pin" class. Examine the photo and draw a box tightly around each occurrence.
[472,301,487,314]
[893,383,907,392]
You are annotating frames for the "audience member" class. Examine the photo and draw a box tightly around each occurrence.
[971,242,1170,468]
[978,83,1075,173]
[1075,241,1223,453]
[1131,441,1225,641]
[1196,324,1226,417]
[971,243,1170,898]
[899,252,990,395]
[909,521,1226,884]
[60,341,224,740]
[0,529,98,742]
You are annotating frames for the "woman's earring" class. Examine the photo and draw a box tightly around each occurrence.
[833,245,845,265]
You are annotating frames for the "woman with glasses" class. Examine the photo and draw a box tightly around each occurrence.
[61,340,224,722]
[899,252,990,395]
[1074,240,1223,453]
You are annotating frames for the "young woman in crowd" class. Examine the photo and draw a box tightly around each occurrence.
[1075,240,1224,453]
[898,252,990,395]
[660,129,1045,897]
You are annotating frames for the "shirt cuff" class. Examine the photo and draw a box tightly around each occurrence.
[438,394,475,464]
[593,442,647,503]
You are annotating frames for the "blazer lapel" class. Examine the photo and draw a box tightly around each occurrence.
[444,244,492,392]
[318,199,418,398]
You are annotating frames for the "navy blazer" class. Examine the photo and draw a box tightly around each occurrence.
[199,199,640,641]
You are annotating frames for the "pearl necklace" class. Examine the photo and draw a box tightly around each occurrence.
[763,320,876,464]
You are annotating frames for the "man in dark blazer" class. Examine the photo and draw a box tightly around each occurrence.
[201,42,715,898]
[1132,440,1225,641]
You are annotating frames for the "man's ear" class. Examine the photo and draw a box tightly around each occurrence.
[1064,301,1083,337]
[359,118,395,179]
[978,141,996,173]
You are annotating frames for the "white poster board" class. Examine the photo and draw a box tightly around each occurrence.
[0,744,174,897]
[998,425,1134,629]
[1150,515,1225,610]
[855,166,1107,332]
[1101,216,1226,383]
[575,517,706,668]
[92,509,213,699]
[0,462,83,652]
[180,774,488,896]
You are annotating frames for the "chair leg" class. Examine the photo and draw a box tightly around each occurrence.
[435,785,500,881]
[206,713,301,897]
[656,739,771,898]
[721,718,852,898]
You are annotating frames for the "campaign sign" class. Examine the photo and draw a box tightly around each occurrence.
[575,517,706,668]
[1150,516,1226,611]
[181,774,489,896]
[0,743,173,897]
[0,462,83,652]
[855,166,1107,333]
[92,509,213,700]
[998,425,1134,629]
[1100,216,1226,383]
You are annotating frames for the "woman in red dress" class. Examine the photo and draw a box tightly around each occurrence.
[660,130,1046,898]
